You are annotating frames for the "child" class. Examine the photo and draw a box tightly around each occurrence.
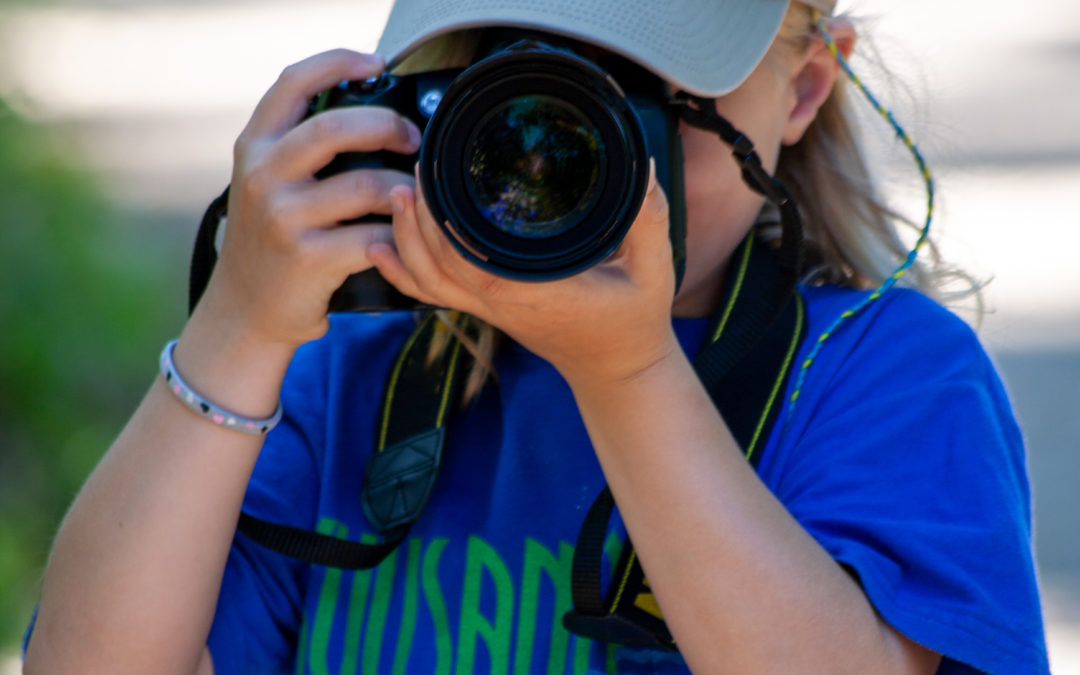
[24,0,1049,673]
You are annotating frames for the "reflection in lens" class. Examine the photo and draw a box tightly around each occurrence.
[467,95,605,238]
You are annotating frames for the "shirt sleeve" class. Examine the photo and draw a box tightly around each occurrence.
[206,339,328,675]
[765,289,1048,674]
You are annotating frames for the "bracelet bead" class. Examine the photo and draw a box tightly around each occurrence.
[158,339,283,435]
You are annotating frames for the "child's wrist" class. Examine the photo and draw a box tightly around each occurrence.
[172,310,297,422]
[559,331,684,394]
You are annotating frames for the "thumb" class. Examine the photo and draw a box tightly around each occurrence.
[621,158,672,269]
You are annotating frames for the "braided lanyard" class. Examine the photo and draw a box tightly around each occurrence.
[785,13,936,417]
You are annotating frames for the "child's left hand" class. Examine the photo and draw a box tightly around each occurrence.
[367,160,680,387]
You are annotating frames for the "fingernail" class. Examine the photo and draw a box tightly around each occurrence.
[407,123,422,149]
[648,157,658,191]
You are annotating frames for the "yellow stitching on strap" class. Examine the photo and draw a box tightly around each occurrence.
[745,293,805,458]
[435,334,464,428]
[712,236,754,343]
[609,550,638,613]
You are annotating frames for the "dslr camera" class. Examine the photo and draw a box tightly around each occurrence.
[312,30,687,312]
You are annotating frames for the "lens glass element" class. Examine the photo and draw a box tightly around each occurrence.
[466,95,605,238]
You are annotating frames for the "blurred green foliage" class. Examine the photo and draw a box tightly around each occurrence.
[0,96,183,649]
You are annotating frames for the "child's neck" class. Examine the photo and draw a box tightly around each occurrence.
[671,260,730,318]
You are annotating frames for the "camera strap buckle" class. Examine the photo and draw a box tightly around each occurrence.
[671,93,793,206]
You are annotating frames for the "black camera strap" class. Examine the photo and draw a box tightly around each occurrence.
[189,187,228,315]
[236,311,474,569]
[672,94,804,378]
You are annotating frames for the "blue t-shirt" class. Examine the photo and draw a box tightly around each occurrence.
[199,285,1046,673]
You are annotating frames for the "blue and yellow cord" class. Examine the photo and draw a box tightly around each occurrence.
[785,14,936,418]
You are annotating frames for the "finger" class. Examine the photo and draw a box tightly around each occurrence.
[308,222,395,279]
[267,106,422,181]
[244,50,385,140]
[410,165,546,304]
[409,163,502,291]
[366,241,439,306]
[388,187,473,310]
[281,168,416,227]
[410,165,472,274]
[365,196,441,305]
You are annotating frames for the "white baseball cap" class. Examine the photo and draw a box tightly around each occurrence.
[376,0,834,97]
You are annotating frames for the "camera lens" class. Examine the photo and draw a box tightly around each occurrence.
[465,95,605,239]
[419,42,651,280]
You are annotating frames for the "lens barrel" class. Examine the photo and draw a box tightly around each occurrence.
[419,43,651,280]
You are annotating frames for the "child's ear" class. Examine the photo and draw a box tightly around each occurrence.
[781,17,856,146]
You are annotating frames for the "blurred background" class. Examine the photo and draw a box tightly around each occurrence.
[0,0,1077,671]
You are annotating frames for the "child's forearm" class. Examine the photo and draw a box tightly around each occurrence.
[565,351,939,674]
[24,312,294,674]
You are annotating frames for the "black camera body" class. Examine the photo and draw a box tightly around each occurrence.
[313,36,686,312]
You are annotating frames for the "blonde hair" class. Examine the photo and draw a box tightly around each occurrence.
[772,4,979,305]
[392,30,500,402]
[396,7,978,403]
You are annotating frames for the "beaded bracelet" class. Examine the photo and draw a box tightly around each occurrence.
[159,339,283,435]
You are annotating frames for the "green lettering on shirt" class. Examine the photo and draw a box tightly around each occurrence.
[391,538,423,674]
[456,536,515,674]
[422,538,453,675]
[309,518,349,675]
[339,534,379,675]
[573,635,592,675]
[361,544,399,674]
[298,529,638,674]
[514,538,574,675]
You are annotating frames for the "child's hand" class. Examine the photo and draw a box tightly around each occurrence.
[369,161,681,386]
[196,49,420,348]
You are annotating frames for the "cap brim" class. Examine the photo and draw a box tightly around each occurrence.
[376,0,790,97]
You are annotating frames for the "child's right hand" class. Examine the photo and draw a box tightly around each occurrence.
[194,49,422,349]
